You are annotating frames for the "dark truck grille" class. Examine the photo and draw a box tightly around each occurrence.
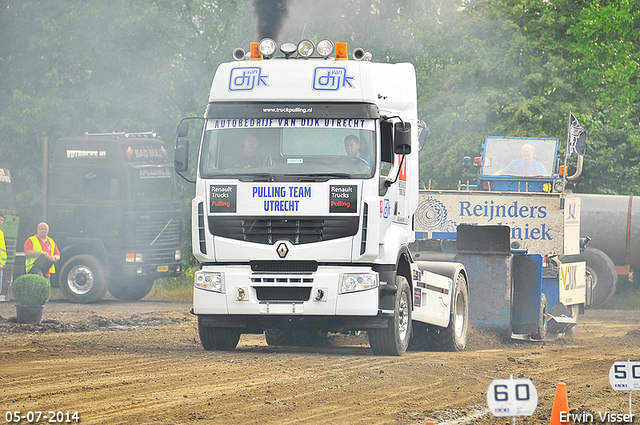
[208,216,359,245]
[254,286,312,302]
[135,217,181,262]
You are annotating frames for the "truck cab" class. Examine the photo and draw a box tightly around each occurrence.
[48,132,182,303]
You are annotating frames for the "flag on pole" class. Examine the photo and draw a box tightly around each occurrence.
[567,113,587,157]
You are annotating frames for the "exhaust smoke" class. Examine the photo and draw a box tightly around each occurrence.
[253,0,289,41]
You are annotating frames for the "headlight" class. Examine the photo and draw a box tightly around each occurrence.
[175,249,182,261]
[340,273,378,294]
[194,271,224,293]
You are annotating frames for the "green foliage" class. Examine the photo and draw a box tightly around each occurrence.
[12,274,51,306]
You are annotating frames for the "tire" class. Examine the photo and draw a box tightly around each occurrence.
[428,272,469,351]
[562,247,617,308]
[368,276,412,356]
[198,316,241,351]
[58,255,108,303]
[109,278,154,301]
[565,304,580,338]
[530,294,548,341]
[264,329,293,346]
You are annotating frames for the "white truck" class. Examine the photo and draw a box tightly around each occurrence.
[174,39,469,355]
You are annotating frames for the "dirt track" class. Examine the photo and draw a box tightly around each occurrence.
[1,300,639,425]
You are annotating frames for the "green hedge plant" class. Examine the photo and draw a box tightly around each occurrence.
[12,274,51,306]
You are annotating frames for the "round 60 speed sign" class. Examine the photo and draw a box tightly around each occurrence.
[487,377,538,417]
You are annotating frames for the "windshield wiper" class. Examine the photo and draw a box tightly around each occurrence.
[284,173,352,181]
[210,173,275,182]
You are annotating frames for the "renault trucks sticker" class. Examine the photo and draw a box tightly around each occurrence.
[330,185,357,213]
[228,67,269,91]
[210,185,237,213]
[313,67,355,91]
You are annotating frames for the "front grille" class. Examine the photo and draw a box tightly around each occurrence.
[209,216,359,245]
[134,216,181,262]
[254,286,312,302]
[251,261,318,273]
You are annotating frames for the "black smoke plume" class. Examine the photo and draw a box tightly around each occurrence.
[253,0,288,41]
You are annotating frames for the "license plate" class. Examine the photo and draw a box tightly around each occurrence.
[157,265,169,272]
[259,303,303,314]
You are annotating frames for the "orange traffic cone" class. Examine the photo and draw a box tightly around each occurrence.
[425,421,436,425]
[550,382,570,425]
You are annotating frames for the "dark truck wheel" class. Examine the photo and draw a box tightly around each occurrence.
[58,255,108,303]
[109,278,154,301]
[562,247,617,308]
[530,294,548,341]
[428,272,469,351]
[198,316,241,351]
[368,276,412,356]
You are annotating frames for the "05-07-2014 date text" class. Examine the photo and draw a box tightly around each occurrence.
[4,411,80,424]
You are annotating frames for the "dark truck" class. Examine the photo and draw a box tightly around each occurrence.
[0,168,19,301]
[47,132,182,303]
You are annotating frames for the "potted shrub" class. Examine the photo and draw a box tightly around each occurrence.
[12,274,51,324]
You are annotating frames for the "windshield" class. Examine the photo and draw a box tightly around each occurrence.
[199,118,376,181]
[481,138,557,177]
[129,165,178,203]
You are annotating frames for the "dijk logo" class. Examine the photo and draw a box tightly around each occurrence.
[229,67,269,91]
[313,67,355,91]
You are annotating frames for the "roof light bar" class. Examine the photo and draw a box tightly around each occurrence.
[297,40,315,58]
[335,42,348,60]
[316,39,334,57]
[280,42,296,58]
[232,48,246,61]
[250,42,262,60]
[258,38,277,59]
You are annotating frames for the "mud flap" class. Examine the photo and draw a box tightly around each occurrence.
[546,303,577,335]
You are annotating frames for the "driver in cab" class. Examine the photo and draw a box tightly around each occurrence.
[344,134,370,167]
[496,143,547,177]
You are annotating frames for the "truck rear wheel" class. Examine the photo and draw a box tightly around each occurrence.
[59,255,108,303]
[109,278,154,301]
[198,316,240,351]
[368,276,412,356]
[562,247,617,308]
[428,272,469,351]
[530,294,548,341]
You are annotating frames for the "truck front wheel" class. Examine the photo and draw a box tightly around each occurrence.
[58,255,108,303]
[368,276,412,356]
[198,316,241,351]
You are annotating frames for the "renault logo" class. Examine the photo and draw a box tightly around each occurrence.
[276,242,289,258]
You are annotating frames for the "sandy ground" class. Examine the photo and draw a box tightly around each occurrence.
[1,300,639,425]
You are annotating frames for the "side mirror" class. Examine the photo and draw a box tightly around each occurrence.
[393,122,411,155]
[174,138,189,173]
[177,121,190,138]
